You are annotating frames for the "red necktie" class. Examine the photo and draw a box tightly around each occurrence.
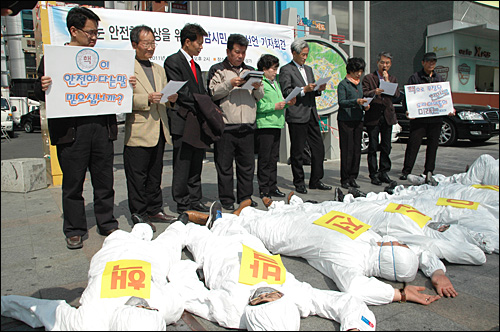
[190,59,198,83]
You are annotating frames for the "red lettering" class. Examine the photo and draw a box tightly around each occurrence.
[261,262,281,281]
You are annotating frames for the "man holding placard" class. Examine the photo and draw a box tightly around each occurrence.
[362,52,400,186]
[400,52,455,182]
[34,7,136,250]
[124,25,178,228]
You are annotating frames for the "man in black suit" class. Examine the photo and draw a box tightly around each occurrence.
[279,39,332,194]
[164,23,210,214]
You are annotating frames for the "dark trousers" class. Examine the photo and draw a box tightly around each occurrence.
[366,117,393,178]
[172,135,204,211]
[402,121,442,175]
[288,112,325,187]
[56,116,117,238]
[338,120,363,183]
[214,130,255,206]
[256,128,281,194]
[124,128,166,218]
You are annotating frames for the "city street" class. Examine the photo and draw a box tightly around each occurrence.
[1,126,499,331]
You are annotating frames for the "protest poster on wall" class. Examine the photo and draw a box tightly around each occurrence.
[44,45,134,118]
[47,6,294,71]
[404,81,454,119]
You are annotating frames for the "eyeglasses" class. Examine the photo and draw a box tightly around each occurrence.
[249,290,284,306]
[77,28,99,37]
[139,41,157,48]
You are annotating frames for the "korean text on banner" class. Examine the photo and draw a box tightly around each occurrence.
[404,81,454,119]
[44,45,134,119]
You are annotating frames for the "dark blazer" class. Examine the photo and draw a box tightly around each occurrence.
[163,50,207,136]
[362,71,399,126]
[279,61,321,124]
[34,56,117,145]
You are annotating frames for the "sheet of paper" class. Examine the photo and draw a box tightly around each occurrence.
[241,70,264,80]
[284,86,302,103]
[314,76,331,91]
[160,81,187,103]
[362,97,373,107]
[379,80,398,96]
[241,76,263,90]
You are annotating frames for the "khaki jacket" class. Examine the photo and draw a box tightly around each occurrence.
[125,60,172,147]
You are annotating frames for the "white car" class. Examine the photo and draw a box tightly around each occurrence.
[361,123,402,153]
[1,97,15,138]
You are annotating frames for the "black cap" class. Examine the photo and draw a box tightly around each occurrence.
[423,52,437,62]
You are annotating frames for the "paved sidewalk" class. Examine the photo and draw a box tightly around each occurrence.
[1,132,499,331]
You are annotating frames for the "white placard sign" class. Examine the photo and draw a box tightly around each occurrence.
[404,82,454,119]
[44,45,134,119]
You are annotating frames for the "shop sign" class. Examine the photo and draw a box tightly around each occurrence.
[297,16,326,31]
[434,65,449,81]
[458,63,471,85]
[458,47,491,59]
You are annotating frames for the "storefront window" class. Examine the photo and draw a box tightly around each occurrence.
[331,1,349,40]
[240,2,255,21]
[212,1,223,17]
[353,1,364,43]
[199,1,210,16]
[224,1,238,19]
[353,46,365,60]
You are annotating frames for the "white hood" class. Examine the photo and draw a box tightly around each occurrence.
[243,295,300,331]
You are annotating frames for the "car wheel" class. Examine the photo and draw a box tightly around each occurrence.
[361,129,369,153]
[24,121,34,133]
[439,118,457,146]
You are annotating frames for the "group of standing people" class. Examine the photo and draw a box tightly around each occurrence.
[34,6,454,250]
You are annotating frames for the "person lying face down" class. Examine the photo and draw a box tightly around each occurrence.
[168,215,377,331]
[207,198,446,306]
[1,222,187,331]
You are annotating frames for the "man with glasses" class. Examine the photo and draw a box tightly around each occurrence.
[34,7,137,250]
[124,25,178,229]
[362,52,400,186]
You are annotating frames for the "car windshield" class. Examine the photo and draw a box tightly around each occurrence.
[1,98,9,111]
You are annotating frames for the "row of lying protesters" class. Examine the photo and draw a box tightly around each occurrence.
[1,155,498,330]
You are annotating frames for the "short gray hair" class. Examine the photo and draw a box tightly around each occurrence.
[377,51,393,61]
[291,39,309,54]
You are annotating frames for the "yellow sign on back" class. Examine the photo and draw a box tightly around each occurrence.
[100,259,151,299]
[471,184,499,192]
[384,203,431,228]
[238,244,286,286]
[436,198,479,210]
[313,210,371,240]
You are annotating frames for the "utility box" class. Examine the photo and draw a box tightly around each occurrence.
[1,158,48,193]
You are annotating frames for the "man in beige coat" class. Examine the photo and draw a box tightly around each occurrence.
[125,25,177,228]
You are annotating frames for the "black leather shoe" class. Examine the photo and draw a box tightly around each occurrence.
[66,235,83,250]
[371,177,382,185]
[190,202,210,213]
[295,185,308,194]
[250,199,258,207]
[379,173,392,184]
[149,211,177,223]
[269,189,286,197]
[399,173,408,180]
[349,179,360,188]
[131,213,156,232]
[309,181,332,190]
[222,203,235,211]
[341,182,350,189]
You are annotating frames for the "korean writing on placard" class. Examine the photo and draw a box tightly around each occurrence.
[384,203,432,228]
[471,184,499,192]
[239,244,286,286]
[436,198,480,210]
[404,82,454,119]
[100,260,151,299]
[313,211,371,240]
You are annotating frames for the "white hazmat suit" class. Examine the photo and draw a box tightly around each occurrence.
[1,222,186,331]
[168,219,377,331]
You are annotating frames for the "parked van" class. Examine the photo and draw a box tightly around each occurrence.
[9,97,41,127]
[1,97,15,138]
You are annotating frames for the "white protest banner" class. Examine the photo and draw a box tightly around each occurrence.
[404,82,454,119]
[47,6,294,71]
[44,45,134,119]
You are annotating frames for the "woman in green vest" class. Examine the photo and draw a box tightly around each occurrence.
[256,54,296,199]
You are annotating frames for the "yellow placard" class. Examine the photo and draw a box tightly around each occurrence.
[238,244,286,286]
[100,260,151,299]
[436,198,479,210]
[471,184,499,192]
[313,210,371,240]
[384,203,432,229]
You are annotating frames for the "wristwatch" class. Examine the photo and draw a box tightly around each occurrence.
[399,288,406,303]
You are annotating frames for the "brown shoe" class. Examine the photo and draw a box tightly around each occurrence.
[262,196,273,208]
[286,191,295,204]
[185,210,209,225]
[233,199,252,216]
[149,211,177,223]
[66,235,83,250]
